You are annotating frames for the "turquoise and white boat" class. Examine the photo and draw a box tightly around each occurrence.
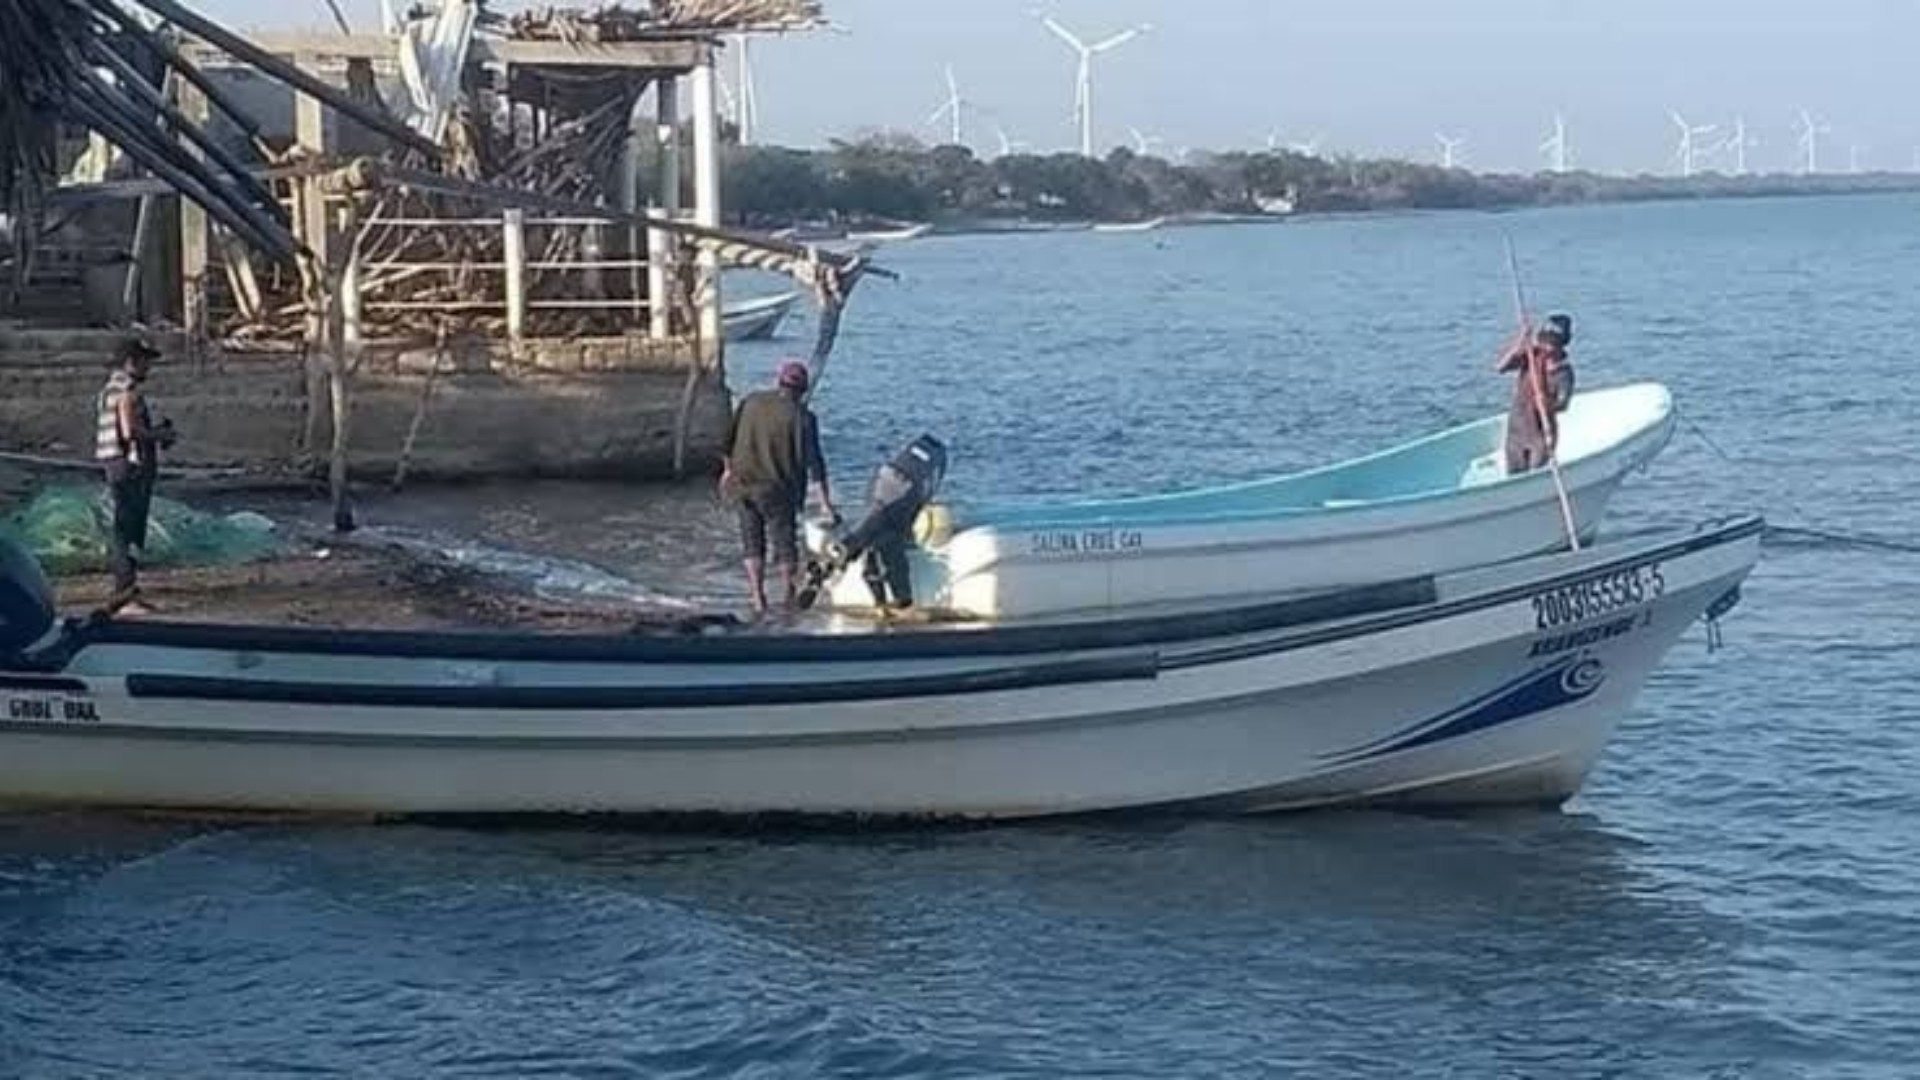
[721,290,800,342]
[816,383,1676,619]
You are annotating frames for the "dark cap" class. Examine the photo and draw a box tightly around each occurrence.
[117,335,161,364]
[1538,313,1573,346]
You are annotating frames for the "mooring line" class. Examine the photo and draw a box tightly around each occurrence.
[1677,409,1920,556]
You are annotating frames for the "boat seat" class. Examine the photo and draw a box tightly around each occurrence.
[1459,453,1505,489]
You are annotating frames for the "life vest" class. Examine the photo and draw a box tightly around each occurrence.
[95,370,151,465]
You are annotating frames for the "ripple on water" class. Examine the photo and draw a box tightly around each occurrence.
[8,195,1920,1076]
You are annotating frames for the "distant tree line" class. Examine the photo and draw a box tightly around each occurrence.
[719,130,1920,226]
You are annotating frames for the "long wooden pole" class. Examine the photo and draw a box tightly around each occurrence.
[83,0,277,160]
[1504,238,1581,552]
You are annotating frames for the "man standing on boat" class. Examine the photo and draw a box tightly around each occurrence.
[95,335,174,615]
[721,360,838,615]
[1499,313,1576,474]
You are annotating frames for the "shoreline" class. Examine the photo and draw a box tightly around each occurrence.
[51,532,726,636]
[5,457,730,635]
[743,183,1920,242]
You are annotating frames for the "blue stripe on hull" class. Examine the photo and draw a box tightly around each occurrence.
[1324,655,1606,765]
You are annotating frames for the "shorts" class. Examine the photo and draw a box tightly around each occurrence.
[736,488,800,567]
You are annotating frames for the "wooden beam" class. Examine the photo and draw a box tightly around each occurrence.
[199,32,708,72]
[482,38,708,70]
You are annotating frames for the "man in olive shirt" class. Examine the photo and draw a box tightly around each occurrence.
[721,360,838,614]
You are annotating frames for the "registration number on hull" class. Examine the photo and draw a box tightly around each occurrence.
[1530,562,1665,631]
[4,693,100,725]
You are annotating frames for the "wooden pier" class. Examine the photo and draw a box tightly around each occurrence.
[1,5,845,501]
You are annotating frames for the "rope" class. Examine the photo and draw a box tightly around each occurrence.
[1765,525,1920,556]
[1677,409,1920,556]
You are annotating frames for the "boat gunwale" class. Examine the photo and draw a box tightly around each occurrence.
[39,518,1763,671]
[1163,517,1758,668]
[951,383,1674,533]
[121,651,1164,711]
[723,291,800,319]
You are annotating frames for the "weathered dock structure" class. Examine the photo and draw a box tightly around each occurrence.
[1,1,849,491]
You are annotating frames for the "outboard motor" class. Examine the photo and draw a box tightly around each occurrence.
[799,434,949,610]
[0,533,56,665]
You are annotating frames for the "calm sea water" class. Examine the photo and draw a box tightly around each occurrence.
[5,195,1918,1077]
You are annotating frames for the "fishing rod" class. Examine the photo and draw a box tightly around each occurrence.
[1504,237,1581,552]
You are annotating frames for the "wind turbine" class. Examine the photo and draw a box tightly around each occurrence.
[1670,111,1716,177]
[1039,14,1151,156]
[1434,132,1465,169]
[1712,115,1756,175]
[1796,109,1830,174]
[1128,126,1165,156]
[1540,113,1569,173]
[994,125,1029,158]
[924,64,968,147]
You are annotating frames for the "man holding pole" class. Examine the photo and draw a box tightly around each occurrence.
[1498,313,1576,475]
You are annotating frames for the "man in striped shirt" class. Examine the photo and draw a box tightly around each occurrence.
[96,336,171,614]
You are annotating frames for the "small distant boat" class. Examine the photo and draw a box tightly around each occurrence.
[1092,216,1166,233]
[0,518,1760,818]
[844,222,932,243]
[817,383,1676,620]
[721,291,799,342]
[1256,194,1297,216]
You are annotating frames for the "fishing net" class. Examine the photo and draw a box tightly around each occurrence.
[0,485,280,576]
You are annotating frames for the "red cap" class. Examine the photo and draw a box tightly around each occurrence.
[776,360,811,391]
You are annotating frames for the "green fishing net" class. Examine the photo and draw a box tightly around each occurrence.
[0,485,280,576]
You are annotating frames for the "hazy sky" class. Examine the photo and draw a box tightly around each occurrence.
[209,0,1919,175]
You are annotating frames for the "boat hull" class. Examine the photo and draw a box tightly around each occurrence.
[824,383,1675,618]
[721,291,798,342]
[0,520,1759,818]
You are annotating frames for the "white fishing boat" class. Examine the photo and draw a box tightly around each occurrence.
[844,222,932,243]
[0,518,1758,818]
[817,383,1676,619]
[1255,194,1297,216]
[721,290,799,342]
[1092,216,1166,233]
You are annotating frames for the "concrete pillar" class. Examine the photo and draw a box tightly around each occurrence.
[295,85,331,269]
[648,78,681,340]
[295,79,331,458]
[176,80,210,344]
[341,231,363,357]
[502,207,527,355]
[620,88,647,322]
[690,52,723,350]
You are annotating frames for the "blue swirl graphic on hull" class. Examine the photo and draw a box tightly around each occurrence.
[1325,655,1606,765]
